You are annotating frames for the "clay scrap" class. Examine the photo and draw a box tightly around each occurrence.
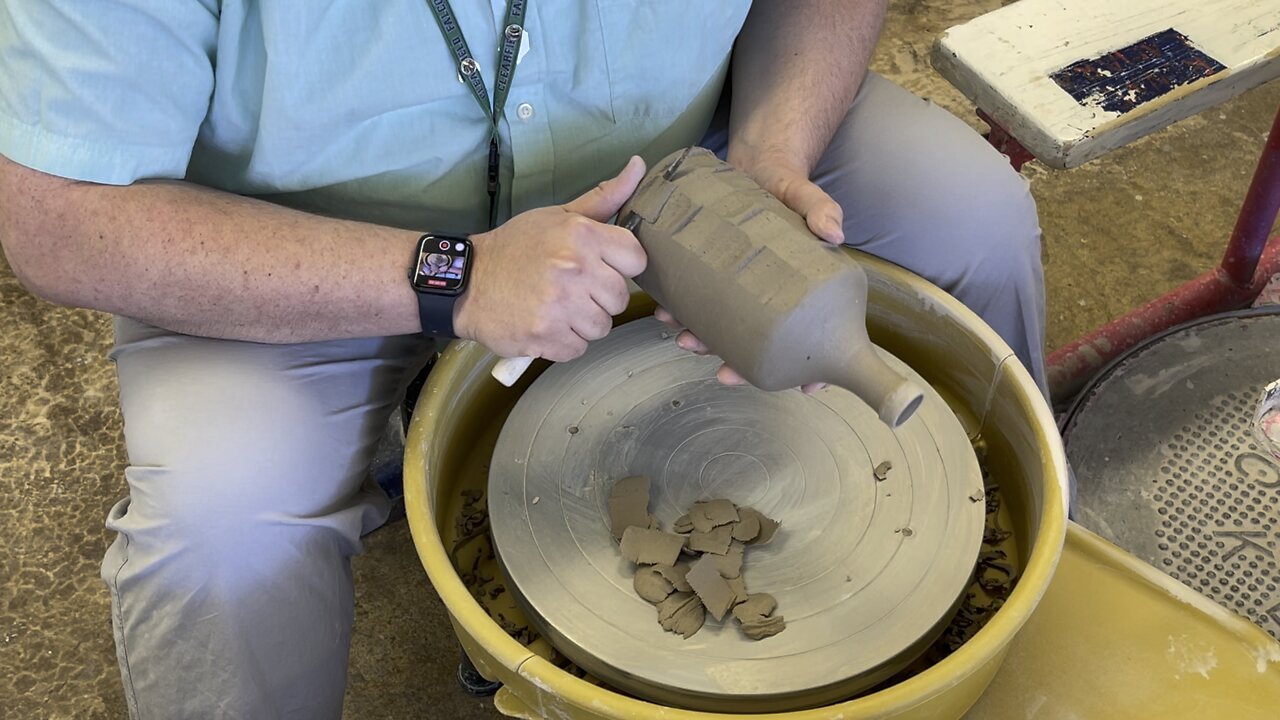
[689,499,739,532]
[609,475,657,539]
[620,526,686,566]
[607,477,785,641]
[737,507,780,545]
[731,510,760,542]
[732,593,786,640]
[657,592,706,638]
[654,563,692,592]
[686,555,738,621]
[687,523,734,555]
[709,541,744,579]
[634,566,676,603]
[672,514,694,533]
[873,460,893,481]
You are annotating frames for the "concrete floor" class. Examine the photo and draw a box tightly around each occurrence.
[3,1,1279,718]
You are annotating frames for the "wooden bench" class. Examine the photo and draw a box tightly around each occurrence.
[933,0,1280,169]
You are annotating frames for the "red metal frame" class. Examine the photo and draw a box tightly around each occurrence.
[978,109,1037,171]
[981,104,1280,403]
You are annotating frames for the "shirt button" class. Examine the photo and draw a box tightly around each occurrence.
[516,102,535,121]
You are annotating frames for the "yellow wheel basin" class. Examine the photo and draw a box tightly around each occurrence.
[406,250,1073,718]
[966,522,1280,718]
[406,249,1280,716]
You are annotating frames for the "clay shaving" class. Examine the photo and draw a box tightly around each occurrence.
[654,563,692,592]
[609,475,658,539]
[686,555,737,621]
[689,499,739,532]
[608,478,785,640]
[873,460,892,481]
[672,514,694,533]
[687,523,734,555]
[620,526,685,566]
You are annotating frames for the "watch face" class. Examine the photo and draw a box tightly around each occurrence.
[413,236,470,295]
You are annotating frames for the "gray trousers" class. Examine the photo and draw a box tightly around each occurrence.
[101,73,1045,719]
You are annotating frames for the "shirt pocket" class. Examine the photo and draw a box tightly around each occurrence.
[594,0,752,119]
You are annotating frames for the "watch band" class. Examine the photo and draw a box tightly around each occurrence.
[416,292,458,338]
[410,232,470,338]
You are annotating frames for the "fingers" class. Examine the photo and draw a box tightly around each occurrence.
[541,334,588,363]
[716,365,820,393]
[716,364,747,386]
[594,224,647,278]
[466,162,650,365]
[665,316,826,394]
[675,329,708,354]
[589,263,631,316]
[571,303,613,341]
[562,155,647,223]
[778,178,845,245]
[654,306,680,328]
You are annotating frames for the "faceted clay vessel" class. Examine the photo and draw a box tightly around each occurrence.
[618,147,923,427]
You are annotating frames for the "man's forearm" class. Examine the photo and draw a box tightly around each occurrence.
[728,0,887,173]
[0,156,423,343]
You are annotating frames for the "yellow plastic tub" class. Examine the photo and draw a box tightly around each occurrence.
[405,251,1069,718]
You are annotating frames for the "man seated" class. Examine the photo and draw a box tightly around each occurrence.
[0,1,1044,716]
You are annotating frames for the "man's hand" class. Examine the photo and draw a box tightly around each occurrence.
[660,150,842,395]
[454,156,648,362]
[656,306,827,394]
[728,147,845,246]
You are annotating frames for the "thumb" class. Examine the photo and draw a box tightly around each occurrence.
[779,178,845,245]
[563,155,647,222]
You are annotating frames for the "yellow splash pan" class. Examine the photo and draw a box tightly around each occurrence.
[405,251,1280,717]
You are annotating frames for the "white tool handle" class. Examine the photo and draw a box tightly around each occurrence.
[492,356,535,386]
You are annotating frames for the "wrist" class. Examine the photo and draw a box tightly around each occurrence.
[450,230,490,341]
[727,135,811,180]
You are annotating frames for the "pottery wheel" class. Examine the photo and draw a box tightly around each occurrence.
[488,318,985,711]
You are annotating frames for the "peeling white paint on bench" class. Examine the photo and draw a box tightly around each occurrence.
[933,0,1280,168]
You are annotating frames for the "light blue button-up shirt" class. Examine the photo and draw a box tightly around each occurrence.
[0,0,752,233]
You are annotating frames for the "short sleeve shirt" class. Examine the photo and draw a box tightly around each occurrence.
[0,0,752,232]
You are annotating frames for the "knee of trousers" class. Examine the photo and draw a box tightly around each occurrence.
[114,428,376,587]
[928,161,1044,300]
[103,462,361,720]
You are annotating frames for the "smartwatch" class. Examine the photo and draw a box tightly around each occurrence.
[408,233,473,338]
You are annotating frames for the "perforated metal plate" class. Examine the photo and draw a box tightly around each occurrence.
[1063,310,1280,639]
[488,318,985,711]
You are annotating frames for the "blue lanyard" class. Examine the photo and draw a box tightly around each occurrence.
[425,0,528,228]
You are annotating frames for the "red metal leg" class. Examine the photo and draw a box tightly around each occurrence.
[1222,105,1280,285]
[978,109,1036,171]
[1046,102,1280,403]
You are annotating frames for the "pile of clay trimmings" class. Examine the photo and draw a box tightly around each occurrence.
[608,476,785,640]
